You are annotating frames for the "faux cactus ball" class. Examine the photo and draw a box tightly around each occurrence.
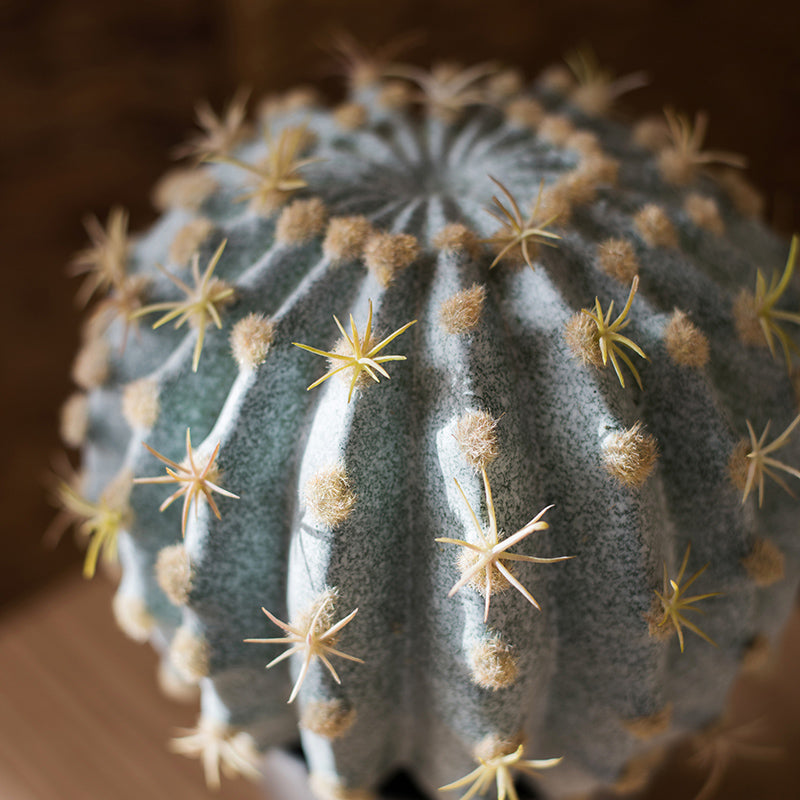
[59,41,800,800]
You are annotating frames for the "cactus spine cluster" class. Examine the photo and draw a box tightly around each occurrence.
[59,42,800,800]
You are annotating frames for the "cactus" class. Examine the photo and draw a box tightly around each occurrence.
[59,46,800,800]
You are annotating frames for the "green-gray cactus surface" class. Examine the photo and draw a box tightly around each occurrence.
[60,52,800,800]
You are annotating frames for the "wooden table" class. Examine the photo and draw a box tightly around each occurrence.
[1,575,799,799]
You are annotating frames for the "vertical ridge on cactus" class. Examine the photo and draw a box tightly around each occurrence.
[58,45,800,799]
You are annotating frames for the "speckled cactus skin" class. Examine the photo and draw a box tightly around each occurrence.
[65,57,800,800]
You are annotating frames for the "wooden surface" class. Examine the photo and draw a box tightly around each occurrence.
[1,575,799,799]
[0,575,266,800]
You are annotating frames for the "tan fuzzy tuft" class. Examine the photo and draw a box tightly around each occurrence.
[485,69,524,103]
[60,392,89,448]
[566,130,602,156]
[664,310,710,368]
[112,593,154,643]
[717,169,764,219]
[152,167,219,213]
[538,64,575,94]
[552,169,597,207]
[157,658,201,703]
[230,313,276,370]
[684,193,724,235]
[457,548,511,595]
[597,238,639,283]
[300,699,356,739]
[377,80,414,110]
[469,635,519,691]
[283,86,320,111]
[170,626,210,682]
[742,538,785,587]
[732,289,764,346]
[258,86,320,119]
[603,423,659,487]
[363,232,420,287]
[564,312,603,368]
[632,115,671,151]
[740,634,772,674]
[292,587,339,637]
[504,97,545,129]
[454,410,500,469]
[309,775,376,800]
[439,283,486,335]
[645,595,675,643]
[728,438,751,492]
[276,197,328,246]
[305,464,357,528]
[613,746,667,793]
[333,102,368,130]
[634,204,678,248]
[578,153,619,186]
[657,148,697,186]
[323,216,373,264]
[325,335,373,395]
[571,85,614,118]
[122,378,160,429]
[169,218,214,266]
[433,223,481,260]
[156,544,194,606]
[537,114,575,146]
[244,180,302,217]
[622,703,673,740]
[474,731,526,762]
[72,337,110,389]
[537,185,572,227]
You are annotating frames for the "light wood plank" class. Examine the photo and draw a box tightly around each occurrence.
[1,574,799,799]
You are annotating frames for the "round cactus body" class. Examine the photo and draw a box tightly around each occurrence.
[62,53,800,800]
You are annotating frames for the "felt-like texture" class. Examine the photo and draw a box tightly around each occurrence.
[74,70,799,799]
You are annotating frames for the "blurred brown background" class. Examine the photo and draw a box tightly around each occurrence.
[0,1,799,797]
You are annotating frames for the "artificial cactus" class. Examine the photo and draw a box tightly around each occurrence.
[58,42,800,800]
